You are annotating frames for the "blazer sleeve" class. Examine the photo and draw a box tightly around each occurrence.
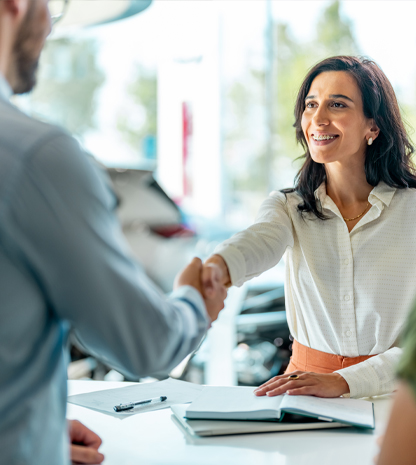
[2,132,209,379]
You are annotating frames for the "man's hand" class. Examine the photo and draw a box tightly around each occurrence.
[374,436,384,464]
[174,257,227,322]
[68,420,104,464]
[202,254,231,288]
[254,371,350,398]
[375,382,416,464]
[174,257,204,294]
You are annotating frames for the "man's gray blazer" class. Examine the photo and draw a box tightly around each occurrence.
[0,76,209,465]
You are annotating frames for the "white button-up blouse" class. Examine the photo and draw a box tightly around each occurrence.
[215,182,416,398]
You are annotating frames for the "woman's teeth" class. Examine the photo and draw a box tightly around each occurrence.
[312,135,337,141]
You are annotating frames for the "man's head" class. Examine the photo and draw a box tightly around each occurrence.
[0,0,51,94]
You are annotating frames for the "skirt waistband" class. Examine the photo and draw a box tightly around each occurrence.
[286,340,377,374]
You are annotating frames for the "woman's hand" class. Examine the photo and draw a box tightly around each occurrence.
[202,255,231,292]
[174,257,228,322]
[69,420,104,464]
[254,371,350,398]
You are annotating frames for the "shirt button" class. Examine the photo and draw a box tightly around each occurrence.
[346,330,352,337]
[344,295,350,301]
[344,259,349,265]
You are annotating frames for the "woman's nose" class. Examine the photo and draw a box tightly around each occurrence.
[312,106,330,126]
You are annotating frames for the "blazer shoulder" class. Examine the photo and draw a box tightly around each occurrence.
[0,99,68,158]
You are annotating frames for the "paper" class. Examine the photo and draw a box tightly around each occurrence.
[171,404,350,437]
[185,386,284,420]
[281,395,374,428]
[68,378,204,418]
[185,386,374,428]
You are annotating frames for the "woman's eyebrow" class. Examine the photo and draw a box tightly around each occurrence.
[329,94,354,102]
[305,94,354,102]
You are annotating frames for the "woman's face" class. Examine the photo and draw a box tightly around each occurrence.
[301,71,377,166]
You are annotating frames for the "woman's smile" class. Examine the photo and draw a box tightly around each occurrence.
[311,133,340,146]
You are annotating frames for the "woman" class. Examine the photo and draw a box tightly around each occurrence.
[203,56,416,399]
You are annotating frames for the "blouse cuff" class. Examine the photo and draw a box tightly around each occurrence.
[335,364,379,398]
[213,243,247,287]
[336,347,401,398]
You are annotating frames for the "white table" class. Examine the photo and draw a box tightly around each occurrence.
[67,381,394,465]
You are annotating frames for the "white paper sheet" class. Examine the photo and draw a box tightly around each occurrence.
[186,386,285,420]
[281,395,374,428]
[172,404,350,437]
[68,378,204,419]
[185,386,374,428]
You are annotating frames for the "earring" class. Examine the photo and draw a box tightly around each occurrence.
[367,137,373,146]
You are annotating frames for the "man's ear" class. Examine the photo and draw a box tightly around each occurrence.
[1,0,29,19]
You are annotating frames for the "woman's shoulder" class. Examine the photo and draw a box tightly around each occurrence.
[397,184,416,192]
[265,189,302,212]
[391,185,416,201]
[254,189,300,222]
[388,186,416,215]
[269,188,302,205]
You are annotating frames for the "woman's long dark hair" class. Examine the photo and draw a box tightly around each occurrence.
[285,56,416,219]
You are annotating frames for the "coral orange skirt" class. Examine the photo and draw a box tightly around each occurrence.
[286,340,377,374]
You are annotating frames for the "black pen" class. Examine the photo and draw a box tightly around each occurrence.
[114,395,168,412]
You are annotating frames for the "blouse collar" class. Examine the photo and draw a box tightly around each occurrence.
[314,181,396,208]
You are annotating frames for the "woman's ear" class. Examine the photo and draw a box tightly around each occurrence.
[367,119,380,142]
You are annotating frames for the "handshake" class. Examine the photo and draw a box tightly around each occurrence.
[174,255,231,322]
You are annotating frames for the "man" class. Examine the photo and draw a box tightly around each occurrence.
[0,0,227,464]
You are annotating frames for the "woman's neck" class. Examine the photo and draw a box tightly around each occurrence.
[325,160,373,208]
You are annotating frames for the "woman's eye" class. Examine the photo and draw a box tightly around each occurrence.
[332,102,345,108]
[306,102,316,108]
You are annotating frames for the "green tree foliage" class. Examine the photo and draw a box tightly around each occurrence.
[28,38,105,137]
[223,69,268,193]
[225,0,360,197]
[274,0,359,163]
[316,0,358,56]
[116,66,157,156]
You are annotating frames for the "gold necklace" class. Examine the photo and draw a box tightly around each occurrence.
[342,203,370,222]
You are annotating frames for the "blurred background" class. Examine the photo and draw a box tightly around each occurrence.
[14,0,416,386]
